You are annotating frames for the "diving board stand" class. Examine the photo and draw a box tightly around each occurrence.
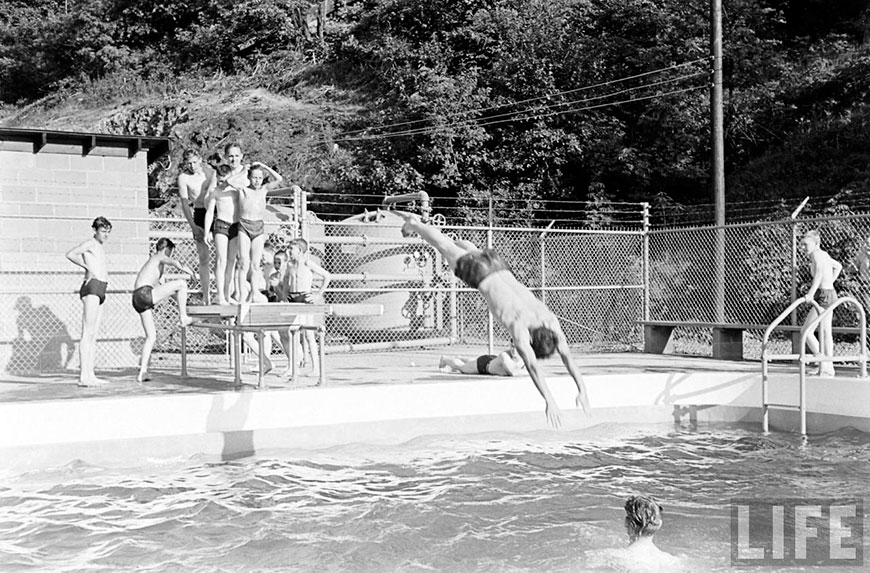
[180,302,383,388]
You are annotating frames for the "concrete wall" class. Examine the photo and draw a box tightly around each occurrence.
[0,141,152,373]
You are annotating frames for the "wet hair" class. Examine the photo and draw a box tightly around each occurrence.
[182,149,201,161]
[624,495,663,541]
[92,216,112,231]
[529,326,558,358]
[155,237,175,253]
[224,142,243,155]
[290,238,309,253]
[263,242,275,254]
[248,165,265,179]
[216,164,232,177]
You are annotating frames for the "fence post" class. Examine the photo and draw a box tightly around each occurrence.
[642,203,650,321]
[487,195,494,354]
[539,221,555,306]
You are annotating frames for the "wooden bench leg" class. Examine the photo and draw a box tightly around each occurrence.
[318,326,325,386]
[257,330,265,390]
[713,327,744,360]
[644,325,675,354]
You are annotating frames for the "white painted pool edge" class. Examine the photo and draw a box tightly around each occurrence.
[1,370,869,471]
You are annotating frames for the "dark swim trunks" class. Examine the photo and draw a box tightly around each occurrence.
[193,207,206,229]
[476,354,497,375]
[288,292,311,303]
[79,278,107,305]
[213,219,239,240]
[132,285,154,314]
[454,249,510,289]
[815,288,837,309]
[239,218,264,240]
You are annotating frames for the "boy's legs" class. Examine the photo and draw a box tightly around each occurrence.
[399,214,473,268]
[194,237,211,304]
[237,232,253,302]
[439,356,477,374]
[302,329,319,375]
[214,233,230,304]
[227,238,240,302]
[137,309,157,383]
[79,295,106,386]
[802,308,823,369]
[243,331,273,374]
[821,314,835,375]
[150,280,193,326]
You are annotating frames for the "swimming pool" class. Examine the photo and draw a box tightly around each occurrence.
[1,422,867,572]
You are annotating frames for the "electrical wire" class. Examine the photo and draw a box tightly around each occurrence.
[332,57,712,138]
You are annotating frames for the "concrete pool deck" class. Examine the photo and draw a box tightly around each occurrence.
[1,347,869,473]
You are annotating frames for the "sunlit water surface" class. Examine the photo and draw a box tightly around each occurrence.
[1,422,869,572]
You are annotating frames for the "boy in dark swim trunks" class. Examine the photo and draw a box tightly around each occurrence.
[177,149,216,303]
[65,217,112,387]
[799,229,843,377]
[132,238,195,383]
[439,347,525,376]
[398,212,590,428]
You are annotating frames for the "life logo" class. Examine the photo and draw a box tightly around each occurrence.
[730,498,864,566]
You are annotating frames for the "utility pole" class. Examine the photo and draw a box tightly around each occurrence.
[712,0,726,323]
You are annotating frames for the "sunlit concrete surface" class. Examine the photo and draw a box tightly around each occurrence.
[1,347,868,473]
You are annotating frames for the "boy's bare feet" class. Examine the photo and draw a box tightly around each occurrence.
[77,376,108,387]
[137,372,152,383]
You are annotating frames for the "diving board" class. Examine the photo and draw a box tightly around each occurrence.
[181,302,384,388]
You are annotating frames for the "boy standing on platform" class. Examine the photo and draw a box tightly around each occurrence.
[65,216,112,387]
[132,238,195,383]
[177,149,216,303]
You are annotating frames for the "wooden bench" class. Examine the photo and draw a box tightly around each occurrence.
[638,320,863,360]
[182,302,384,387]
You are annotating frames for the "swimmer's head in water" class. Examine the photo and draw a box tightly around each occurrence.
[624,495,663,542]
[530,326,558,358]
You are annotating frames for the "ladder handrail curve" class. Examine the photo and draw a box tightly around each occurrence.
[798,296,867,365]
[762,298,822,352]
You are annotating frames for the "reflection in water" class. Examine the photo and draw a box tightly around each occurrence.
[1,424,868,572]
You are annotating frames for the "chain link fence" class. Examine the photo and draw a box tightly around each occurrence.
[648,213,870,358]
[1,208,644,376]
[6,207,865,377]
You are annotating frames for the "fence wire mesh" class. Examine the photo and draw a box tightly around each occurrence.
[1,211,644,376]
[6,209,866,377]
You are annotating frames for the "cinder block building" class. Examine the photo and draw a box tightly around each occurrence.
[0,128,169,375]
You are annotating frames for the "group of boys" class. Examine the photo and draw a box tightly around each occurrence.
[66,144,330,386]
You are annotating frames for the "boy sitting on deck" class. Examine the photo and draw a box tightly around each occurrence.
[132,238,195,383]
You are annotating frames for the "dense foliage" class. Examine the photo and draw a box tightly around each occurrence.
[1,0,868,223]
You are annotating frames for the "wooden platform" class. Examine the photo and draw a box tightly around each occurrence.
[183,302,384,387]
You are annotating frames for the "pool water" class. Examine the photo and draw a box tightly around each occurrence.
[1,423,868,572]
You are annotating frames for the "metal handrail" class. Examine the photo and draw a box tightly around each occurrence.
[762,296,868,435]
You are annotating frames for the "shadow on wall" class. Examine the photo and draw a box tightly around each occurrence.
[6,296,76,374]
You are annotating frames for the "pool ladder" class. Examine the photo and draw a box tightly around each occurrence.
[761,296,868,435]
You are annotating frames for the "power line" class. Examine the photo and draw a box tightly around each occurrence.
[327,76,711,145]
[332,57,712,139]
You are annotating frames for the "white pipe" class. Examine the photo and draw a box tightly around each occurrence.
[324,337,453,354]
